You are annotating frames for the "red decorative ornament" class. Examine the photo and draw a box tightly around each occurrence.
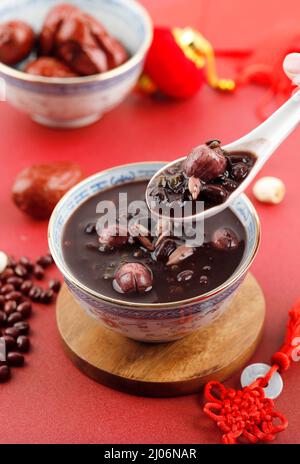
[203,299,300,444]
[140,26,235,99]
[236,23,300,119]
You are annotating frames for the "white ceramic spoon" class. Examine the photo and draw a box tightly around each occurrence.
[146,90,300,221]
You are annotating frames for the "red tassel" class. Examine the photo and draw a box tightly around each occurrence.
[203,299,300,444]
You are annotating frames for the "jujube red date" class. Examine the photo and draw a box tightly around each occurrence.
[25,57,78,77]
[12,161,83,220]
[183,143,227,182]
[113,263,153,294]
[0,21,34,65]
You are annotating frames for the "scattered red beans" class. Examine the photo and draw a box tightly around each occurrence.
[0,251,60,382]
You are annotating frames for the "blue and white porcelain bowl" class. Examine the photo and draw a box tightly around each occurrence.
[48,162,261,343]
[0,0,152,128]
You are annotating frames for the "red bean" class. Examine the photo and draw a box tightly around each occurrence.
[0,284,15,295]
[0,268,14,281]
[40,289,54,304]
[0,295,5,309]
[16,336,30,353]
[6,277,23,289]
[7,312,23,326]
[0,310,7,326]
[16,301,32,318]
[14,321,30,335]
[19,257,33,272]
[7,352,24,367]
[14,264,28,278]
[4,327,20,339]
[0,365,10,382]
[29,286,42,302]
[33,265,44,280]
[5,291,22,302]
[199,275,209,285]
[2,335,16,351]
[20,280,33,295]
[4,300,17,315]
[36,254,53,268]
[49,279,61,293]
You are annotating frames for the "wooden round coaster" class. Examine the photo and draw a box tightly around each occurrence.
[56,273,265,397]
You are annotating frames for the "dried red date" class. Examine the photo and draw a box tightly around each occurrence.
[212,228,239,251]
[113,263,153,294]
[40,4,128,76]
[25,57,78,77]
[12,161,83,220]
[183,143,227,182]
[0,20,34,65]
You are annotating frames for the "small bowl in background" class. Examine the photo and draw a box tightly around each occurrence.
[48,162,261,343]
[0,0,152,128]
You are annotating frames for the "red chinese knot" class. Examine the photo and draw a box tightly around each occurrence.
[203,299,300,444]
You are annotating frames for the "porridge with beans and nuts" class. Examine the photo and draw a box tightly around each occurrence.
[62,180,246,304]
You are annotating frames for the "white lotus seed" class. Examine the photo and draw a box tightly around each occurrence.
[0,251,8,274]
[253,176,285,205]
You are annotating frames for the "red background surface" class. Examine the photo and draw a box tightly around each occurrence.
[1,0,300,444]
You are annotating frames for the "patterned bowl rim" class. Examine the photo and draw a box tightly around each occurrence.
[0,0,153,85]
[48,161,261,310]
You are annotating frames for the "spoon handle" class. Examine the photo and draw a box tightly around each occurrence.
[233,90,300,158]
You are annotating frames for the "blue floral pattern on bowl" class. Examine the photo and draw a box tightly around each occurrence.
[49,162,260,342]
